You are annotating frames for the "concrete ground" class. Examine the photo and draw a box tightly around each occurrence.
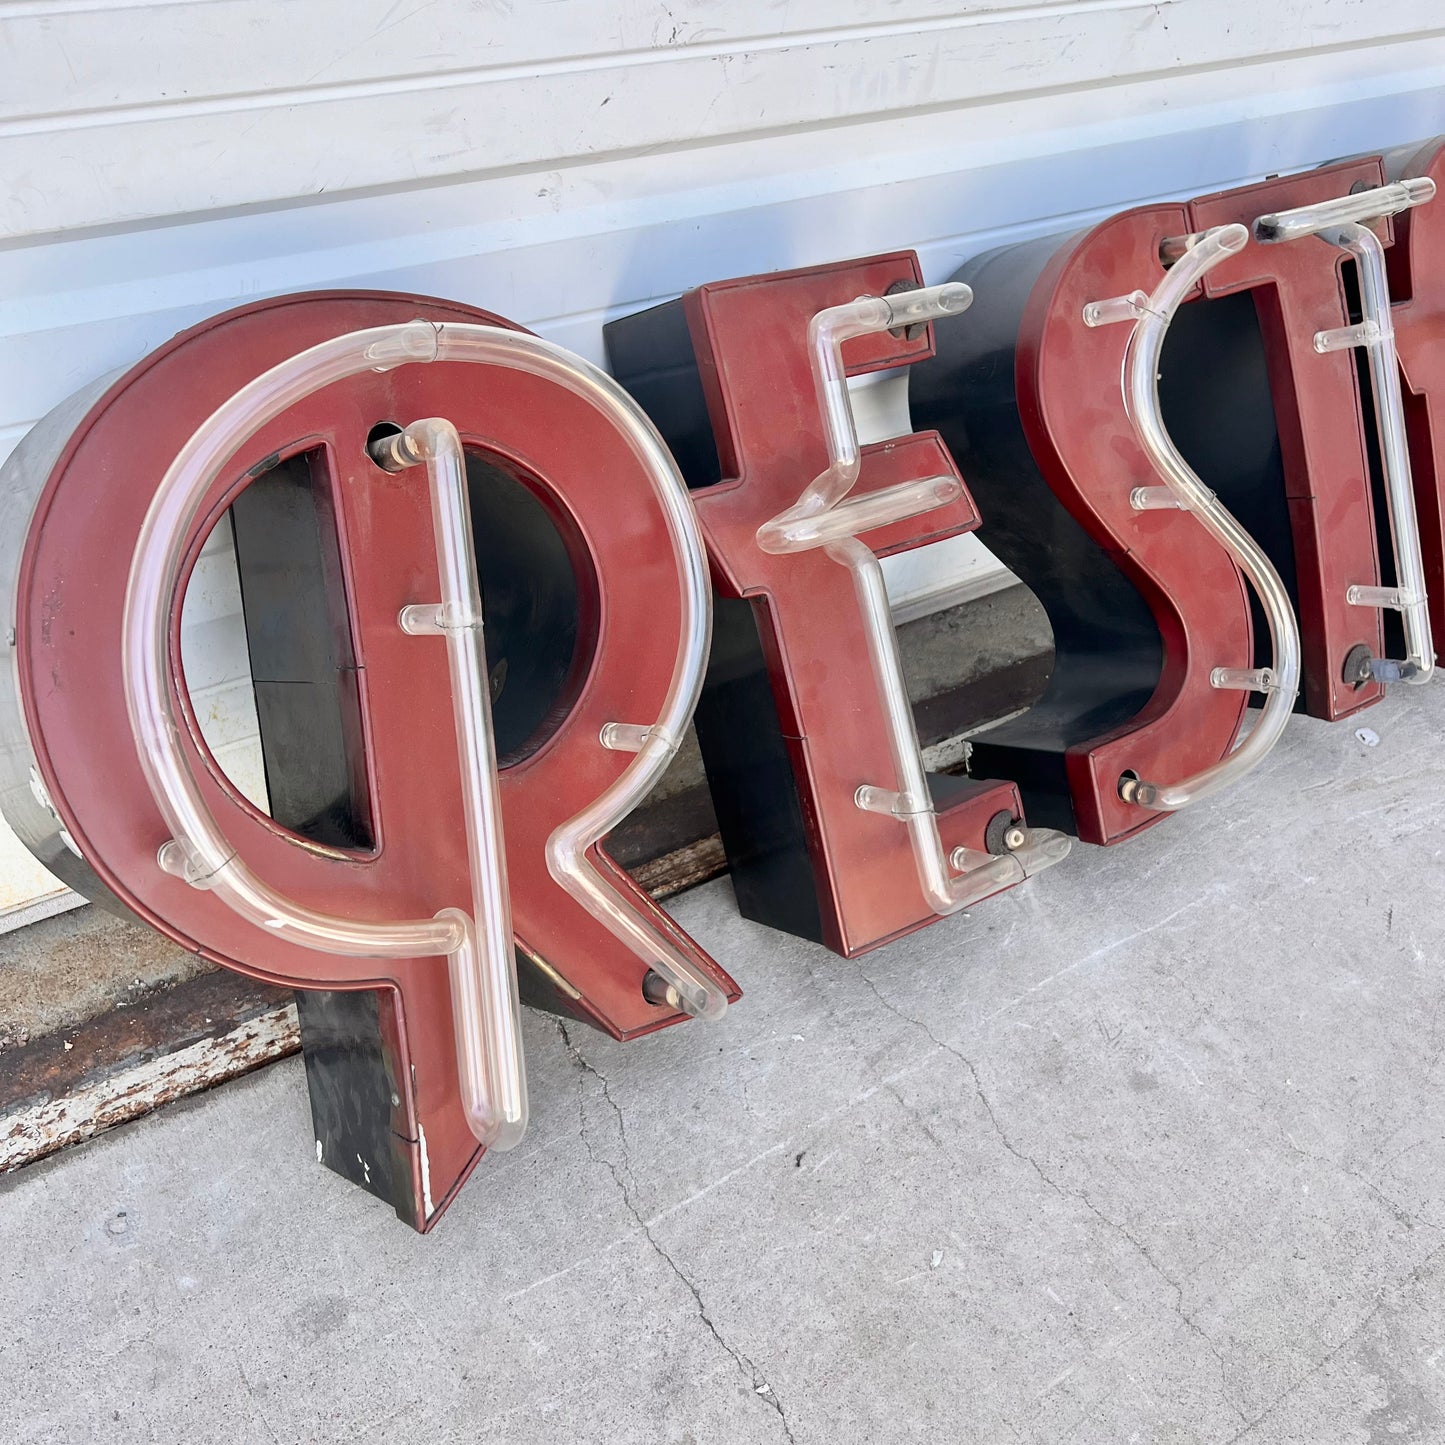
[2,683,1443,1445]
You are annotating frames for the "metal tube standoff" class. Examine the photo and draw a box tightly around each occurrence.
[1254,178,1438,685]
[759,284,1071,913]
[1082,224,1303,811]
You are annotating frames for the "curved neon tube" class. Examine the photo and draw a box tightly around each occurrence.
[756,285,1070,912]
[1255,178,1437,686]
[757,285,972,555]
[124,321,722,1156]
[1085,224,1302,811]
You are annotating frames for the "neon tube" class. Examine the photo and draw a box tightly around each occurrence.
[124,321,723,1157]
[1252,178,1435,243]
[756,285,1071,913]
[757,285,972,555]
[1254,178,1437,685]
[1083,224,1302,811]
[368,417,527,1155]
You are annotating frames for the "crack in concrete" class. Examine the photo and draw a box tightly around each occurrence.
[1215,1239,1445,1444]
[1137,970,1445,1242]
[1423,996,1445,1079]
[556,1021,797,1445]
[233,1354,282,1443]
[852,964,1249,1424]
[1155,962,1253,1056]
[1280,1136,1445,1237]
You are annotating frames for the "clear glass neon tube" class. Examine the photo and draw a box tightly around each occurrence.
[1082,224,1302,811]
[1254,178,1437,685]
[757,285,972,556]
[124,321,722,1156]
[756,286,1070,913]
[1252,178,1435,244]
[369,417,527,1155]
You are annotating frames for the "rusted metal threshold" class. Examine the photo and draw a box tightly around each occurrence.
[0,642,1050,1176]
[0,968,298,1172]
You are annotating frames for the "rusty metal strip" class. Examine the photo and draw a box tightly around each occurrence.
[1,967,297,1173]
[1,1006,298,1172]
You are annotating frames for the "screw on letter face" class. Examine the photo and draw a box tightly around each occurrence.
[0,292,737,1229]
[606,254,1044,956]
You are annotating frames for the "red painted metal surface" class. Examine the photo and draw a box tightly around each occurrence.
[1019,163,1402,843]
[683,253,1026,956]
[1187,160,1389,720]
[1019,206,1254,844]
[15,291,737,1228]
[1389,137,1445,648]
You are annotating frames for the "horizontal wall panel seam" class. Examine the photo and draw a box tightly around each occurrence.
[5,29,1444,238]
[0,0,1178,126]
[7,9,1439,141]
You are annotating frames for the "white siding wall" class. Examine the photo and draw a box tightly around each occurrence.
[1,0,1443,918]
